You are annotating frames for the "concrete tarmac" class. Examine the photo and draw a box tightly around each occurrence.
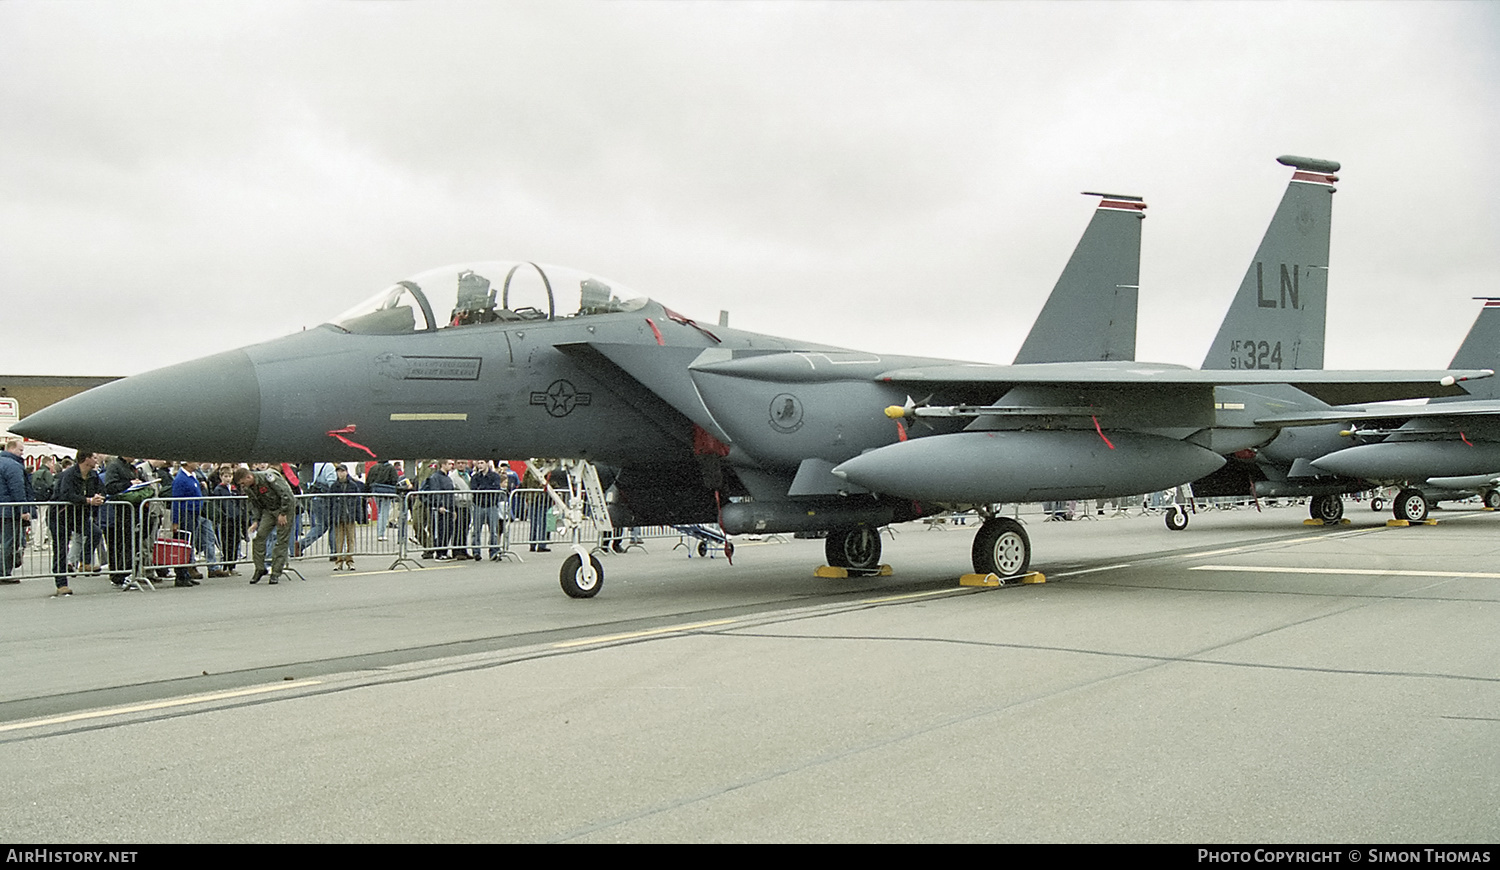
[1,502,1497,842]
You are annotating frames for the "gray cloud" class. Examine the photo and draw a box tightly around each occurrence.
[1,1,1496,378]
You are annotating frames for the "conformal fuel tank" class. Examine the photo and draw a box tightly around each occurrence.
[831,430,1225,504]
[1311,441,1500,481]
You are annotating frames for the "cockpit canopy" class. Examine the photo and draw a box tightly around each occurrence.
[329,261,650,335]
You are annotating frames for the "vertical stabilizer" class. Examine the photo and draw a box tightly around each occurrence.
[1433,299,1500,402]
[1013,193,1144,364]
[1201,155,1339,371]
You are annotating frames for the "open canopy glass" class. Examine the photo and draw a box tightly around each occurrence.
[329,261,649,335]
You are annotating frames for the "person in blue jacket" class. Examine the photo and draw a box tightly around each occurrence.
[0,437,33,581]
[169,461,212,587]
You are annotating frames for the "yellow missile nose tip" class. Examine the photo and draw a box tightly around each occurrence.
[884,405,907,419]
[1339,430,1354,437]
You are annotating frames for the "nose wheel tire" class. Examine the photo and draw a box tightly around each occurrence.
[1394,488,1429,523]
[560,552,603,598]
[825,526,882,572]
[1164,506,1189,531]
[972,517,1030,578]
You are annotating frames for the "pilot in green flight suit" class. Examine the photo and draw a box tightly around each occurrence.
[234,467,297,584]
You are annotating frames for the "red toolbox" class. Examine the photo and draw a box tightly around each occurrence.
[152,532,193,566]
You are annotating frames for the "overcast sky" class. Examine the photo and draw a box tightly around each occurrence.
[2,1,1497,379]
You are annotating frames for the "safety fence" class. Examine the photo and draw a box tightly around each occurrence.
[9,486,1316,591]
[1,492,410,589]
[404,487,518,560]
[0,488,674,589]
[0,487,790,590]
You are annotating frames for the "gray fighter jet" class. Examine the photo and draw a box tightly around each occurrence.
[14,182,1490,597]
[1156,157,1500,525]
[1254,297,1500,521]
[1139,160,1500,527]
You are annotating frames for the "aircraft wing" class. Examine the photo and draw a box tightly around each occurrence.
[873,362,1493,406]
[1254,398,1500,427]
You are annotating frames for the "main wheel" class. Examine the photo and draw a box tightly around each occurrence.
[1164,506,1189,531]
[825,526,882,571]
[1394,488,1429,522]
[971,517,1030,577]
[1310,494,1344,523]
[560,553,604,598]
[1485,489,1500,510]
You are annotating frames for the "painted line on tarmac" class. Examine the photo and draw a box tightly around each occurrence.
[863,588,968,603]
[1179,528,1367,562]
[1187,546,1254,558]
[1282,531,1363,544]
[1191,565,1500,580]
[553,589,967,649]
[0,680,322,734]
[1052,563,1134,578]
[553,619,739,648]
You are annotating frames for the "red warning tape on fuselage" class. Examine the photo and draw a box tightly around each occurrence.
[326,425,378,459]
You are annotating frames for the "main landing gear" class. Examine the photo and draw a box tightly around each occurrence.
[1393,488,1429,523]
[1309,494,1344,524]
[825,526,882,574]
[971,517,1031,578]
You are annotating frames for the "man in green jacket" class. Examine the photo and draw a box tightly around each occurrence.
[233,467,296,585]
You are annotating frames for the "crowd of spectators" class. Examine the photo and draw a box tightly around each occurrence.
[0,443,538,594]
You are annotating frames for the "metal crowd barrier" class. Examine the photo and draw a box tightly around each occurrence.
[502,488,598,556]
[0,491,408,590]
[279,491,404,569]
[0,486,734,589]
[3,499,101,585]
[0,495,230,590]
[124,494,242,589]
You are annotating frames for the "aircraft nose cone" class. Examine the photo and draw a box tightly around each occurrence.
[13,349,262,459]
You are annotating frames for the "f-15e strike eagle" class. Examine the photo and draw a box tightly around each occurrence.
[15,159,1491,597]
[1246,297,1500,521]
[1151,159,1500,527]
